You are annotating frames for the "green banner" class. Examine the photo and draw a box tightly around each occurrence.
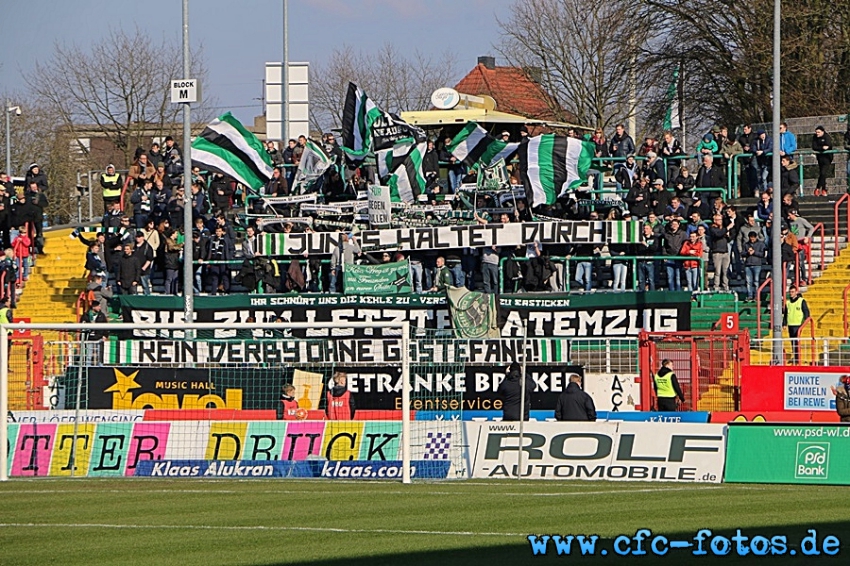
[725,423,850,485]
[344,260,411,295]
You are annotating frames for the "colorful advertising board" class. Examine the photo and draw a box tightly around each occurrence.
[5,419,463,478]
[465,421,725,482]
[725,423,850,485]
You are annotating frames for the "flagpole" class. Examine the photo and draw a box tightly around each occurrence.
[282,0,289,143]
[182,0,194,325]
[680,64,686,154]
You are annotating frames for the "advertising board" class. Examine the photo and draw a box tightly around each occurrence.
[466,421,725,482]
[725,423,850,485]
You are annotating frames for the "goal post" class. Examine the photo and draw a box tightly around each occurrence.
[1,320,469,483]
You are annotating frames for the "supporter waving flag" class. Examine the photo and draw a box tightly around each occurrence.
[377,137,428,204]
[341,82,426,159]
[519,134,595,206]
[292,139,334,193]
[448,121,520,169]
[191,112,274,190]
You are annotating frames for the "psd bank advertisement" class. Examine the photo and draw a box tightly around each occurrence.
[465,421,726,483]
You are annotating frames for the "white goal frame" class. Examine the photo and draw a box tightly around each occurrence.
[0,321,411,482]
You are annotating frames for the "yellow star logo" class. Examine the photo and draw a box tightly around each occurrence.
[104,369,142,397]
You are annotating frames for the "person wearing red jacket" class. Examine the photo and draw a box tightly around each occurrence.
[680,231,704,292]
[11,228,30,283]
[326,371,355,420]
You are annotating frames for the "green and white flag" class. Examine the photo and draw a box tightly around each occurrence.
[447,286,500,339]
[377,138,427,204]
[519,135,595,206]
[344,260,411,295]
[448,121,520,169]
[341,82,425,159]
[663,65,681,131]
[191,112,274,190]
[292,139,333,193]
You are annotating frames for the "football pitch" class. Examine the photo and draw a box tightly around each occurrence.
[0,479,847,565]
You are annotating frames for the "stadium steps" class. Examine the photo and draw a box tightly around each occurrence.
[14,228,87,324]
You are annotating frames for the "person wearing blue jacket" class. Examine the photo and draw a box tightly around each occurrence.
[779,122,797,160]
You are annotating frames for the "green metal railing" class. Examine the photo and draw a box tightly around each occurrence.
[498,254,706,293]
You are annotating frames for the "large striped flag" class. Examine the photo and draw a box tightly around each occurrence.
[341,82,425,159]
[448,122,520,169]
[292,139,333,193]
[377,138,427,204]
[519,135,595,206]
[191,112,274,190]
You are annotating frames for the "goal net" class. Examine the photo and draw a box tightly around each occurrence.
[0,321,468,482]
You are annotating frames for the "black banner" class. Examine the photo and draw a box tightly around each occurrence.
[63,364,583,412]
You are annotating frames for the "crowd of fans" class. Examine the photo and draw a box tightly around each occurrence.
[28,121,839,316]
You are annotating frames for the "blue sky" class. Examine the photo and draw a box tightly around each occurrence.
[1,0,505,124]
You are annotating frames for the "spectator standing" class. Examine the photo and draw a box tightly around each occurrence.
[117,243,140,295]
[24,183,48,254]
[663,219,686,291]
[133,232,155,295]
[779,122,797,160]
[100,164,123,209]
[783,285,810,364]
[1,296,13,353]
[24,163,48,193]
[654,359,685,412]
[282,139,297,188]
[498,362,532,421]
[680,231,704,292]
[209,172,234,216]
[203,225,235,295]
[11,228,30,282]
[265,141,282,166]
[128,153,155,188]
[787,209,814,282]
[555,374,597,421]
[709,214,732,292]
[86,272,113,312]
[779,155,800,197]
[326,371,355,420]
[162,229,182,295]
[439,136,464,192]
[737,124,759,196]
[811,126,833,197]
[130,178,153,228]
[637,223,661,291]
[752,130,773,195]
[660,131,684,182]
[743,231,766,302]
[429,256,454,293]
[608,124,635,159]
[695,154,724,202]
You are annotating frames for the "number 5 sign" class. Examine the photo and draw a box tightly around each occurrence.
[719,313,739,332]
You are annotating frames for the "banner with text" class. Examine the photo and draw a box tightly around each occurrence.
[344,260,411,295]
[466,421,726,482]
[725,423,850,485]
[118,291,690,339]
[6,419,463,478]
[254,220,641,255]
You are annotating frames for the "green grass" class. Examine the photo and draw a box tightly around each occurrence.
[0,479,847,565]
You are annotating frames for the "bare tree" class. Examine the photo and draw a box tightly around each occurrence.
[640,0,850,128]
[26,28,212,169]
[310,43,458,132]
[496,0,652,130]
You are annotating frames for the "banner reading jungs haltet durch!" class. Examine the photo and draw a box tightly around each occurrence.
[465,421,726,483]
[725,423,850,485]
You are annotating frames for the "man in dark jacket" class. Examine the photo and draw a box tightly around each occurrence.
[117,243,141,295]
[709,213,732,291]
[24,163,48,193]
[498,362,532,421]
[24,183,48,254]
[663,219,687,291]
[654,359,685,411]
[625,176,652,219]
[555,374,597,421]
[203,225,235,295]
[830,376,850,422]
[209,173,234,215]
[608,124,635,158]
[811,125,833,197]
[422,140,440,185]
[695,154,724,201]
